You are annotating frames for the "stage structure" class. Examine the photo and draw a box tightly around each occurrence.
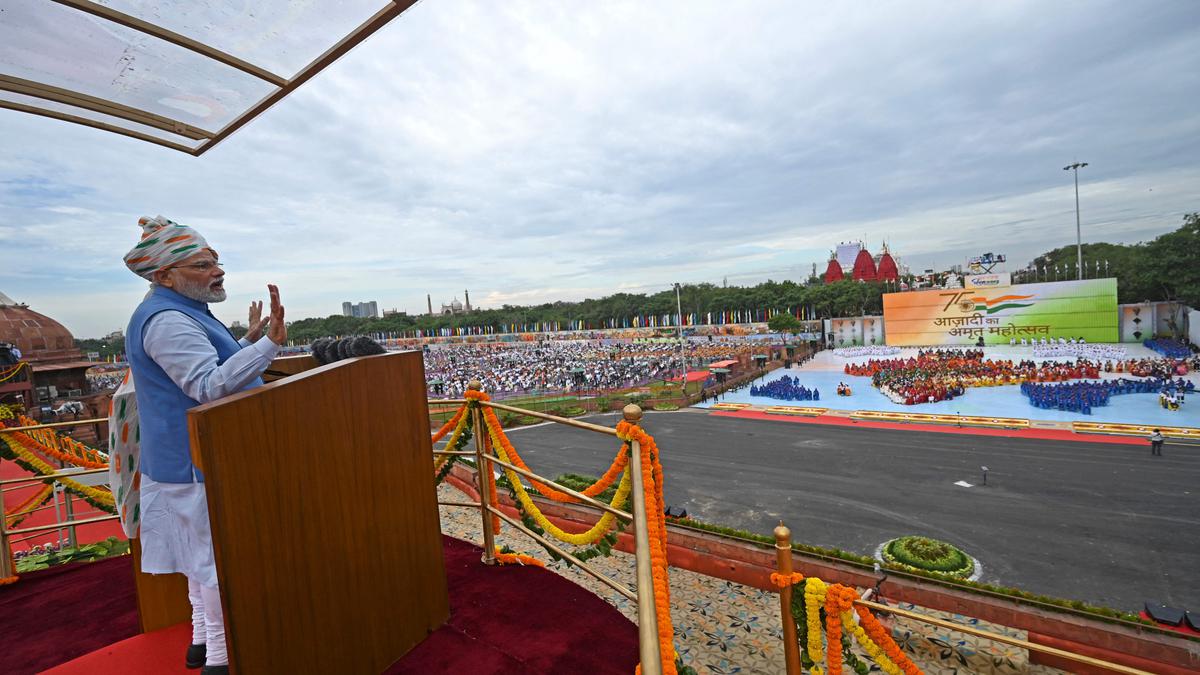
[883,278,1119,346]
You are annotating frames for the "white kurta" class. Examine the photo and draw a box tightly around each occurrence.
[135,310,278,586]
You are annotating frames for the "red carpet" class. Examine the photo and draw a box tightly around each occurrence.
[0,556,139,675]
[11,536,638,675]
[713,409,1145,445]
[385,536,639,674]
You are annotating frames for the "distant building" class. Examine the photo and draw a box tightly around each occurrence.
[342,301,379,318]
[429,290,474,316]
[382,308,406,318]
[823,242,902,283]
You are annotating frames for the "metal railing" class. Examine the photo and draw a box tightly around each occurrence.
[772,523,1158,675]
[0,418,119,580]
[430,381,663,675]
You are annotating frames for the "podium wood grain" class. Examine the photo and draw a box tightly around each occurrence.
[188,351,448,674]
[130,538,192,633]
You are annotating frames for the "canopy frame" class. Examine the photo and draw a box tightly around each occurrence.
[1,0,419,156]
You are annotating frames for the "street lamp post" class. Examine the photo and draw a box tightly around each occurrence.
[1063,162,1088,280]
[675,283,688,394]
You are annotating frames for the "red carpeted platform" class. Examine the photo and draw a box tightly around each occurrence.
[0,555,139,675]
[15,536,638,675]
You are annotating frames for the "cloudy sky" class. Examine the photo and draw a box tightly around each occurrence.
[1,0,1198,337]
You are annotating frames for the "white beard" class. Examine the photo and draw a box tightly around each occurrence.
[174,276,227,303]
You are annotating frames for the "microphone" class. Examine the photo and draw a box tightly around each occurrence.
[308,336,386,365]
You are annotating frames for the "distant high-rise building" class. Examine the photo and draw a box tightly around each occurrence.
[341,301,379,318]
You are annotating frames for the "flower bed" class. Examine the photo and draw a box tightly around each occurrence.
[882,536,975,578]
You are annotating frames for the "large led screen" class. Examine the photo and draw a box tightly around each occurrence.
[883,278,1119,346]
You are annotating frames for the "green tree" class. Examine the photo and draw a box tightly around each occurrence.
[767,312,802,337]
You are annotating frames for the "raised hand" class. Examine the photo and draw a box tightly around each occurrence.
[246,300,267,341]
[266,284,287,345]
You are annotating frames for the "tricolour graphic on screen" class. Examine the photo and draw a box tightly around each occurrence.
[883,278,1118,346]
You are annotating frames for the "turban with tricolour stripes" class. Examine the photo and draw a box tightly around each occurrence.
[123,215,213,280]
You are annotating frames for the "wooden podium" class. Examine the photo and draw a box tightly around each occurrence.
[134,351,448,673]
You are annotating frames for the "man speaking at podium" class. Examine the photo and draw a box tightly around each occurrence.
[123,216,285,674]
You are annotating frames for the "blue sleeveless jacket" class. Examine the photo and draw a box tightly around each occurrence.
[126,287,263,483]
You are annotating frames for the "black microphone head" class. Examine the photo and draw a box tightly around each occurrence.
[310,338,332,365]
[320,338,342,364]
[350,336,385,357]
[336,337,354,361]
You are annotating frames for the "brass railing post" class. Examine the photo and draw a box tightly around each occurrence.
[0,518,13,580]
[625,404,663,675]
[468,380,497,565]
[775,522,802,675]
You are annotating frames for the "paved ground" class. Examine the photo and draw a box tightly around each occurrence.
[506,410,1200,612]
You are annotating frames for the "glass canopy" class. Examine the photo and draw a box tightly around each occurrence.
[0,0,418,155]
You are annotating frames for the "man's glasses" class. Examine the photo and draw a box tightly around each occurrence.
[169,261,223,272]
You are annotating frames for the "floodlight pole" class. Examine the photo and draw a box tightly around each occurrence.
[1064,162,1088,280]
[675,283,688,394]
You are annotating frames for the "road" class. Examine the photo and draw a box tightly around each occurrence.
[503,410,1200,612]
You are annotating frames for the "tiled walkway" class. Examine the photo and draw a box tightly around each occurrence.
[437,484,1066,674]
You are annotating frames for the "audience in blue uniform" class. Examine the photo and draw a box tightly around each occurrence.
[1021,377,1194,414]
[751,375,819,401]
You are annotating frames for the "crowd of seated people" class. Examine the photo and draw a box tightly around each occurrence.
[1021,377,1194,414]
[846,349,1107,405]
[1032,343,1127,360]
[1143,338,1192,359]
[750,375,819,401]
[833,345,900,358]
[422,340,752,395]
[1106,357,1191,378]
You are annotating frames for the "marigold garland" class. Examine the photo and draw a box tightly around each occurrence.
[784,574,923,675]
[854,604,921,675]
[9,415,108,469]
[4,484,54,529]
[770,571,805,588]
[493,546,546,567]
[466,389,678,675]
[432,412,470,477]
[0,435,115,511]
[431,405,467,444]
[489,422,631,546]
[0,362,27,384]
[618,419,677,675]
[473,390,631,503]
[482,431,501,534]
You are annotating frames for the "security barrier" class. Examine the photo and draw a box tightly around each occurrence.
[764,406,827,417]
[1072,422,1200,440]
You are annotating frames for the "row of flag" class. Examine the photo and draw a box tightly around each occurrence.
[365,306,819,339]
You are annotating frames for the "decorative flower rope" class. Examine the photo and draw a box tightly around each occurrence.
[489,421,631,546]
[4,484,54,529]
[493,546,546,567]
[0,362,28,384]
[0,434,115,511]
[770,571,805,588]
[469,389,630,503]
[431,405,467,444]
[12,415,108,468]
[786,575,923,675]
[619,419,677,675]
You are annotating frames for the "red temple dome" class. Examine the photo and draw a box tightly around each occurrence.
[823,255,844,283]
[851,248,877,281]
[876,249,899,282]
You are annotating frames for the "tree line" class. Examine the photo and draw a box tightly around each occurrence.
[286,213,1198,344]
[78,214,1197,347]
